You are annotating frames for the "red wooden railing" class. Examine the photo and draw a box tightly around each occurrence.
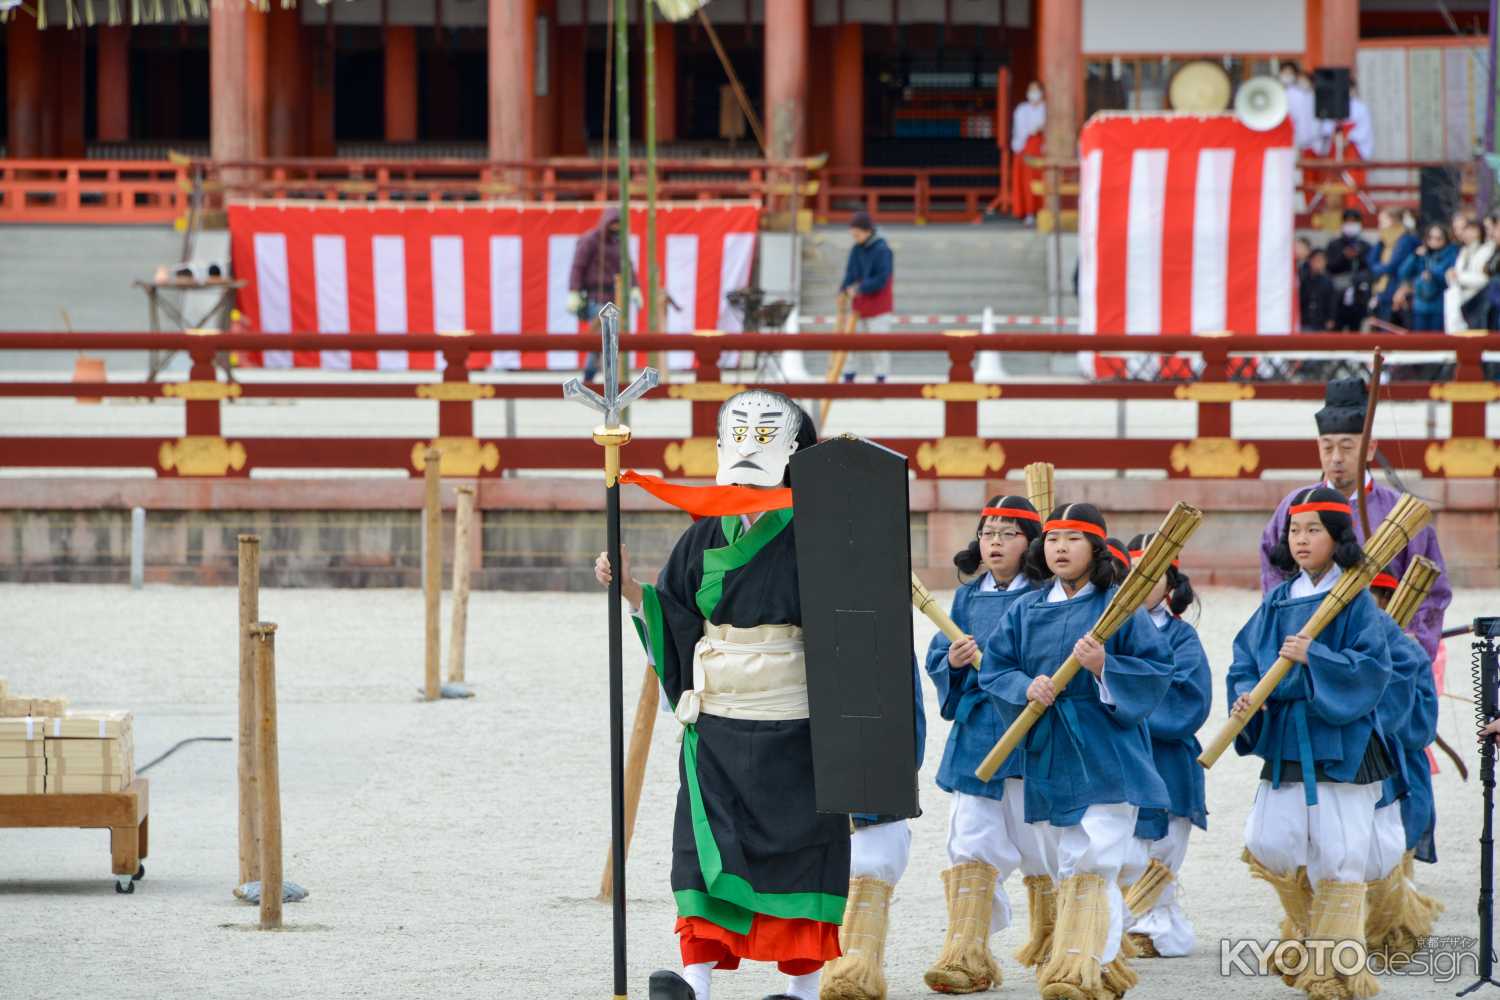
[0,160,190,223]
[0,331,1494,479]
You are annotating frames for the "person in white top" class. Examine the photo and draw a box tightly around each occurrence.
[1280,65,1319,154]
[1444,213,1497,332]
[1317,82,1375,200]
[1010,83,1046,226]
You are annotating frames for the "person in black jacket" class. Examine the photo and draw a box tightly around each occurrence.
[1325,209,1376,330]
[1300,249,1337,332]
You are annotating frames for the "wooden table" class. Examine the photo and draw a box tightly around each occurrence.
[0,777,150,893]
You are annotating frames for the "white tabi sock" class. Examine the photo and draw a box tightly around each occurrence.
[783,969,820,999]
[681,961,712,999]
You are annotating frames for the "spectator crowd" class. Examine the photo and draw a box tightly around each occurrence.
[1298,207,1500,334]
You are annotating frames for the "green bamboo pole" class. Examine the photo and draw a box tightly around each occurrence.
[615,0,632,336]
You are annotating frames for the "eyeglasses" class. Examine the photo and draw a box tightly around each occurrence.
[978,529,1026,542]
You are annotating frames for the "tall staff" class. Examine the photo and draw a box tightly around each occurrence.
[563,304,659,998]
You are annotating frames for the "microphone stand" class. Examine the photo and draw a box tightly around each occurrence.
[1459,617,1500,996]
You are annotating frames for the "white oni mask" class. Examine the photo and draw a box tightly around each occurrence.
[715,391,802,487]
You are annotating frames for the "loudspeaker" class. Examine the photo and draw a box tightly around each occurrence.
[1314,67,1351,120]
[1420,167,1463,227]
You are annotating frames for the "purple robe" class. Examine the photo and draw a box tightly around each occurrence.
[1259,480,1451,658]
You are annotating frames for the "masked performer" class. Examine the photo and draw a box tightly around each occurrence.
[1118,534,1210,959]
[910,496,1046,995]
[978,503,1175,1000]
[1232,487,1393,1000]
[595,390,842,1000]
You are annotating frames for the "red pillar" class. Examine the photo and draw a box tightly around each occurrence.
[211,3,268,162]
[385,25,418,143]
[555,25,586,156]
[1037,0,1082,160]
[764,0,809,159]
[97,26,131,144]
[830,22,862,171]
[266,6,304,157]
[306,19,336,156]
[653,21,677,143]
[6,13,45,157]
[489,0,537,162]
[53,29,87,158]
[1311,0,1358,69]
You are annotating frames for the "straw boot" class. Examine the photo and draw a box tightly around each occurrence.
[1038,873,1110,1000]
[1295,880,1381,1000]
[1244,849,1314,986]
[821,877,893,1000]
[1366,853,1442,971]
[1400,851,1445,939]
[1121,859,1174,960]
[923,861,1002,994]
[1014,875,1058,969]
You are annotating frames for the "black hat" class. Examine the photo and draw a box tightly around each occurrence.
[1314,378,1367,435]
[850,210,875,232]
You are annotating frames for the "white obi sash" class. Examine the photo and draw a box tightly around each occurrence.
[674,622,809,729]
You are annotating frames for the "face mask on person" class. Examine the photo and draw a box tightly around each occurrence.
[1027,88,1042,104]
[1280,72,1295,88]
[1341,222,1363,238]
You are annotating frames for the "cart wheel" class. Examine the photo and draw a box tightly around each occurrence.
[133,865,145,881]
[114,878,135,895]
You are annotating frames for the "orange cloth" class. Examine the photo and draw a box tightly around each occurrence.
[676,914,839,974]
[621,470,792,519]
[1012,132,1044,218]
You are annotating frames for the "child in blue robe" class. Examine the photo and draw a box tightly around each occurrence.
[1361,574,1443,968]
[1118,533,1211,960]
[1230,486,1392,1000]
[978,502,1174,1000]
[920,495,1046,994]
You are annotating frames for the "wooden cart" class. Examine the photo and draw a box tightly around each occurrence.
[0,777,150,893]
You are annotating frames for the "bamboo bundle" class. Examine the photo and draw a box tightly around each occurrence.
[1387,556,1439,631]
[1024,462,1055,519]
[974,501,1204,781]
[912,573,981,670]
[1198,493,1433,769]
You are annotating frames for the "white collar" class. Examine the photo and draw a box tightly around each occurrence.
[1046,579,1095,604]
[1323,471,1373,501]
[1148,602,1171,628]
[1290,561,1343,599]
[981,572,1029,593]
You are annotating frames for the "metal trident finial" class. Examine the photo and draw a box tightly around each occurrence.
[562,302,659,429]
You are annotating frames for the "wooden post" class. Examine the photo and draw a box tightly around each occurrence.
[423,448,443,701]
[250,622,282,931]
[446,485,476,684]
[598,666,660,899]
[237,535,261,888]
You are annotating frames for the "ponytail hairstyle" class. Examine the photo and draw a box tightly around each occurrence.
[953,494,1044,582]
[1269,485,1364,577]
[1105,536,1131,585]
[1023,502,1115,591]
[1129,531,1200,623]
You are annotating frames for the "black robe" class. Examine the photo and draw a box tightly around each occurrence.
[633,510,849,936]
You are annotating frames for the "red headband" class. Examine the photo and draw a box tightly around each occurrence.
[1290,501,1352,516]
[1044,518,1107,540]
[981,506,1041,522]
[1128,548,1181,568]
[1371,572,1400,591]
[1108,545,1129,565]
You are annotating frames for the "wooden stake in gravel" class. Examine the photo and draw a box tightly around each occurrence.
[447,486,476,685]
[250,622,283,931]
[423,448,442,702]
[237,534,261,889]
[599,666,660,901]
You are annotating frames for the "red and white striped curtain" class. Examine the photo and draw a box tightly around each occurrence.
[227,201,760,371]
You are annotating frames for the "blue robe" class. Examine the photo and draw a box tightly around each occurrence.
[1134,615,1212,841]
[1226,581,1392,806]
[978,584,1175,827]
[1396,630,1440,863]
[1374,615,1428,810]
[924,575,1039,799]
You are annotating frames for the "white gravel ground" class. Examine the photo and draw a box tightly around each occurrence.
[0,581,1491,999]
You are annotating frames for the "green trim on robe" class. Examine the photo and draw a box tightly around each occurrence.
[632,583,670,700]
[679,726,847,933]
[694,508,794,620]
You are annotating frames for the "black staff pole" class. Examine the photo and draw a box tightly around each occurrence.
[1459,617,1500,996]
[564,303,659,998]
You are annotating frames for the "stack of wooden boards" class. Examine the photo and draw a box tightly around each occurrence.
[0,679,135,795]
